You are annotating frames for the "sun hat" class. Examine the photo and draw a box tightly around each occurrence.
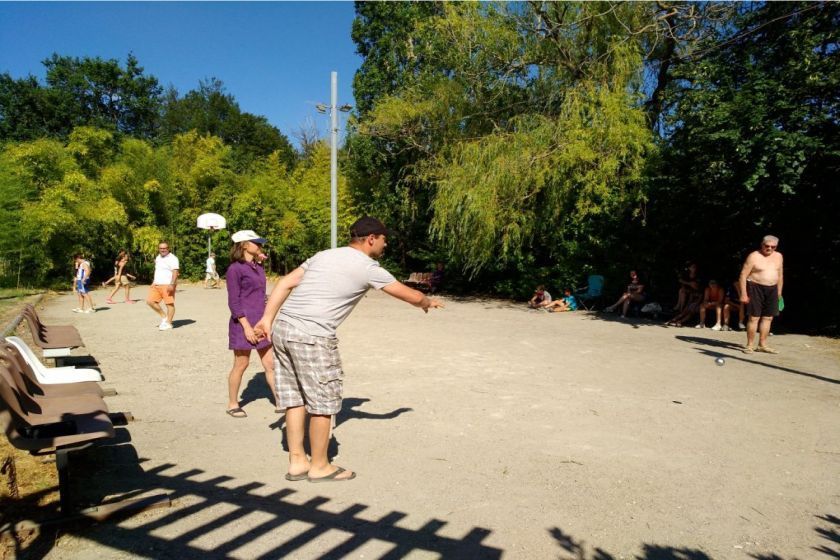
[231,230,267,244]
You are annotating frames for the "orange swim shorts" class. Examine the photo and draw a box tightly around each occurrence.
[147,284,175,305]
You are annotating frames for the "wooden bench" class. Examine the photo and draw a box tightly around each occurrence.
[0,342,168,518]
[5,336,103,384]
[20,304,87,364]
[0,304,168,524]
[404,272,433,293]
[0,354,117,514]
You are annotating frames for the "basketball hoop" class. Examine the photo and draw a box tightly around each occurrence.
[197,213,227,258]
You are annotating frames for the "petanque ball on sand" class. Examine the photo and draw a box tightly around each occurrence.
[715,357,725,366]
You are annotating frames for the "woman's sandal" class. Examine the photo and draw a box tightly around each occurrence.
[307,466,356,483]
[226,407,247,418]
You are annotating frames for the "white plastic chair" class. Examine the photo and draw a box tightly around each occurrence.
[5,336,103,384]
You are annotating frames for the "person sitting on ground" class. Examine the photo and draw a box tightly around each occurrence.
[605,270,645,318]
[429,262,444,294]
[674,261,702,312]
[697,279,725,330]
[528,285,552,308]
[666,280,705,327]
[544,288,579,312]
[723,280,745,331]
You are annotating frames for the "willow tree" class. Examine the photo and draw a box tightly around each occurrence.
[355,2,660,287]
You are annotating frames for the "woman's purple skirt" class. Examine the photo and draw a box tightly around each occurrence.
[229,316,271,351]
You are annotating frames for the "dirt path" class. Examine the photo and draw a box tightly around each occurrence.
[19,284,840,559]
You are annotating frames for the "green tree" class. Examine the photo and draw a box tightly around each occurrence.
[351,1,445,116]
[349,0,449,271]
[354,2,655,288]
[2,136,126,283]
[160,78,297,171]
[226,142,354,274]
[648,1,840,330]
[0,54,164,141]
[0,74,61,141]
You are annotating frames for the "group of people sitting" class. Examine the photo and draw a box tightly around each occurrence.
[600,263,746,330]
[523,236,783,356]
[528,285,579,312]
[664,262,745,330]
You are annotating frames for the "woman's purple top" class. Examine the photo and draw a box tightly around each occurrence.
[226,260,270,350]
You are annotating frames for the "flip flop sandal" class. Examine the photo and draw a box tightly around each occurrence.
[285,472,309,482]
[743,346,755,354]
[307,466,356,483]
[757,346,778,354]
[226,407,247,418]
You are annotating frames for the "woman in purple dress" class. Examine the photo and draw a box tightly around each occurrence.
[225,230,277,418]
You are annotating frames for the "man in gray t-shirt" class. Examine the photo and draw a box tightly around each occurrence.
[255,217,443,483]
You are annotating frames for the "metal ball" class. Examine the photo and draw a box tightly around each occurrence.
[715,357,725,366]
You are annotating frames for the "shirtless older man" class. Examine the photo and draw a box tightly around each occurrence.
[739,235,784,354]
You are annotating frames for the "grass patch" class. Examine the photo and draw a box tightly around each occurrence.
[0,288,43,301]
[0,289,43,321]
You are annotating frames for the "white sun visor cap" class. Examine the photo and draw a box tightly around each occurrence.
[231,230,267,244]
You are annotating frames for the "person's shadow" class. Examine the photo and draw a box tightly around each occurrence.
[336,398,413,428]
[271,397,413,462]
[239,372,276,409]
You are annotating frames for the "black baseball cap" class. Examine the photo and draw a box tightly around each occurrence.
[350,216,394,238]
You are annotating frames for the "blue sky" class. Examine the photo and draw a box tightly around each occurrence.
[0,2,361,146]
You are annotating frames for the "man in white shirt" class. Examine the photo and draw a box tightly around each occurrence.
[146,242,180,330]
[204,252,220,289]
[254,217,443,483]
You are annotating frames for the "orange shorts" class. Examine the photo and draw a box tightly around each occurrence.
[148,284,175,305]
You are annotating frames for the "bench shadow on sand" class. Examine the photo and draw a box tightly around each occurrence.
[9,439,833,559]
[5,440,502,560]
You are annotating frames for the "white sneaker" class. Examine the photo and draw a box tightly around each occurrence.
[83,308,95,314]
[711,324,721,331]
[159,322,172,331]
[738,323,746,330]
[694,323,705,329]
[72,308,83,313]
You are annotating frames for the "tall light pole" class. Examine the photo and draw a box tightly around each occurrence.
[317,72,352,249]
[330,71,338,249]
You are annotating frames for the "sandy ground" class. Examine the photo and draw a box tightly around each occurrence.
[10,283,840,559]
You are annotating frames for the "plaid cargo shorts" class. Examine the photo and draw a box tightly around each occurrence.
[272,320,343,415]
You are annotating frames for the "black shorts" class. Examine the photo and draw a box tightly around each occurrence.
[747,282,779,318]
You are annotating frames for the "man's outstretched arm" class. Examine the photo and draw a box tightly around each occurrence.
[382,281,444,313]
